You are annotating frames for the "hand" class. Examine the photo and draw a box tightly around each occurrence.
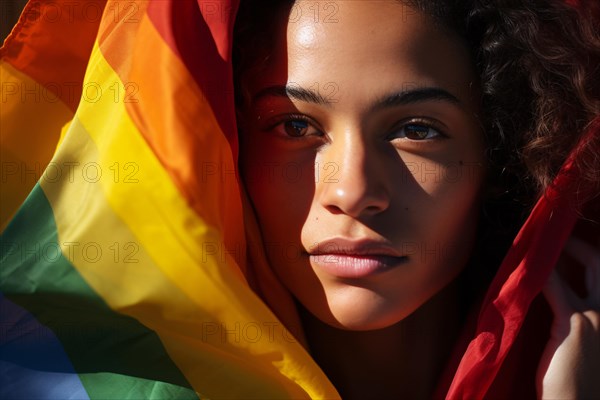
[536,236,600,400]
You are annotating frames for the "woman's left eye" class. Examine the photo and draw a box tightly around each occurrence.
[389,123,444,141]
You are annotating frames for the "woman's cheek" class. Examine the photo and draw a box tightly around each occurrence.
[424,161,485,264]
[242,151,316,244]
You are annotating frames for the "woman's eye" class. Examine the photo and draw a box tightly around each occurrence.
[391,123,442,141]
[285,120,310,137]
[274,118,321,138]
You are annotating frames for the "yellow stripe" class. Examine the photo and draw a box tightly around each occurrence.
[0,62,73,229]
[41,117,290,397]
[40,41,339,399]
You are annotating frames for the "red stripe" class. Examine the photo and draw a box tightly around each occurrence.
[145,0,239,156]
[1,0,106,111]
[447,118,600,398]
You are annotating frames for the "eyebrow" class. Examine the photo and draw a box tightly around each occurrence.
[253,85,331,105]
[373,87,460,111]
[252,85,461,110]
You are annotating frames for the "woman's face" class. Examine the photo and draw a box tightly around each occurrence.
[239,1,486,330]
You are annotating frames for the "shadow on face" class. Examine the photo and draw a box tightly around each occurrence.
[237,0,487,331]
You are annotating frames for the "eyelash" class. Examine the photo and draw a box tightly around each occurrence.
[263,114,447,143]
[264,113,324,141]
[387,117,448,141]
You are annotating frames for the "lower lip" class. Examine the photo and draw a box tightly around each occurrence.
[309,254,408,279]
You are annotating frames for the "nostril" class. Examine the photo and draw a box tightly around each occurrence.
[325,204,345,215]
[365,205,384,213]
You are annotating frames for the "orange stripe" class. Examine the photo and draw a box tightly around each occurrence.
[98,8,245,266]
[95,0,303,345]
[145,0,239,150]
[96,0,148,78]
[1,0,105,111]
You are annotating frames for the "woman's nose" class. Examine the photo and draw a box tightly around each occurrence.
[316,134,391,218]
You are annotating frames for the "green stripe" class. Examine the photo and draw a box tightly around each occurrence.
[1,184,199,399]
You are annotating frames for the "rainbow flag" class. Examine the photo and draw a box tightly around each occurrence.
[1,1,598,399]
[1,0,339,398]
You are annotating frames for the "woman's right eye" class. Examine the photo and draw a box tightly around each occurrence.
[270,117,323,139]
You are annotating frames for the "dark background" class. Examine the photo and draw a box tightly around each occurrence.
[2,0,28,43]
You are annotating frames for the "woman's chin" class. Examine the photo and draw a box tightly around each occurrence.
[307,291,422,332]
[326,316,402,332]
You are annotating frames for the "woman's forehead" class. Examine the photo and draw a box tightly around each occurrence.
[248,1,478,112]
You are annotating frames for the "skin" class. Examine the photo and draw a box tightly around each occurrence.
[237,1,600,398]
[240,0,485,330]
[240,2,484,396]
[538,237,600,399]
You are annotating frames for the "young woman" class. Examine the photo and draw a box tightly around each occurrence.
[233,1,600,398]
[1,0,598,398]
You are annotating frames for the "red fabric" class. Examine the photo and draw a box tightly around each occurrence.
[147,0,239,153]
[0,0,106,111]
[4,0,596,398]
[441,118,600,398]
[441,1,600,394]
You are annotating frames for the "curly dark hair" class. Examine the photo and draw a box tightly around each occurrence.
[417,0,600,202]
[402,0,600,289]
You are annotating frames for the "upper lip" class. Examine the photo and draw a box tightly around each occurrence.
[307,238,405,258]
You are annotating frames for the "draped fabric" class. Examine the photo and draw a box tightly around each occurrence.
[1,1,597,399]
[1,1,337,398]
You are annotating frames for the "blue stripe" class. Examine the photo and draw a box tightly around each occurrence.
[0,293,90,400]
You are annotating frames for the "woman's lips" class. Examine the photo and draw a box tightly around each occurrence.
[307,238,408,278]
[309,253,408,278]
